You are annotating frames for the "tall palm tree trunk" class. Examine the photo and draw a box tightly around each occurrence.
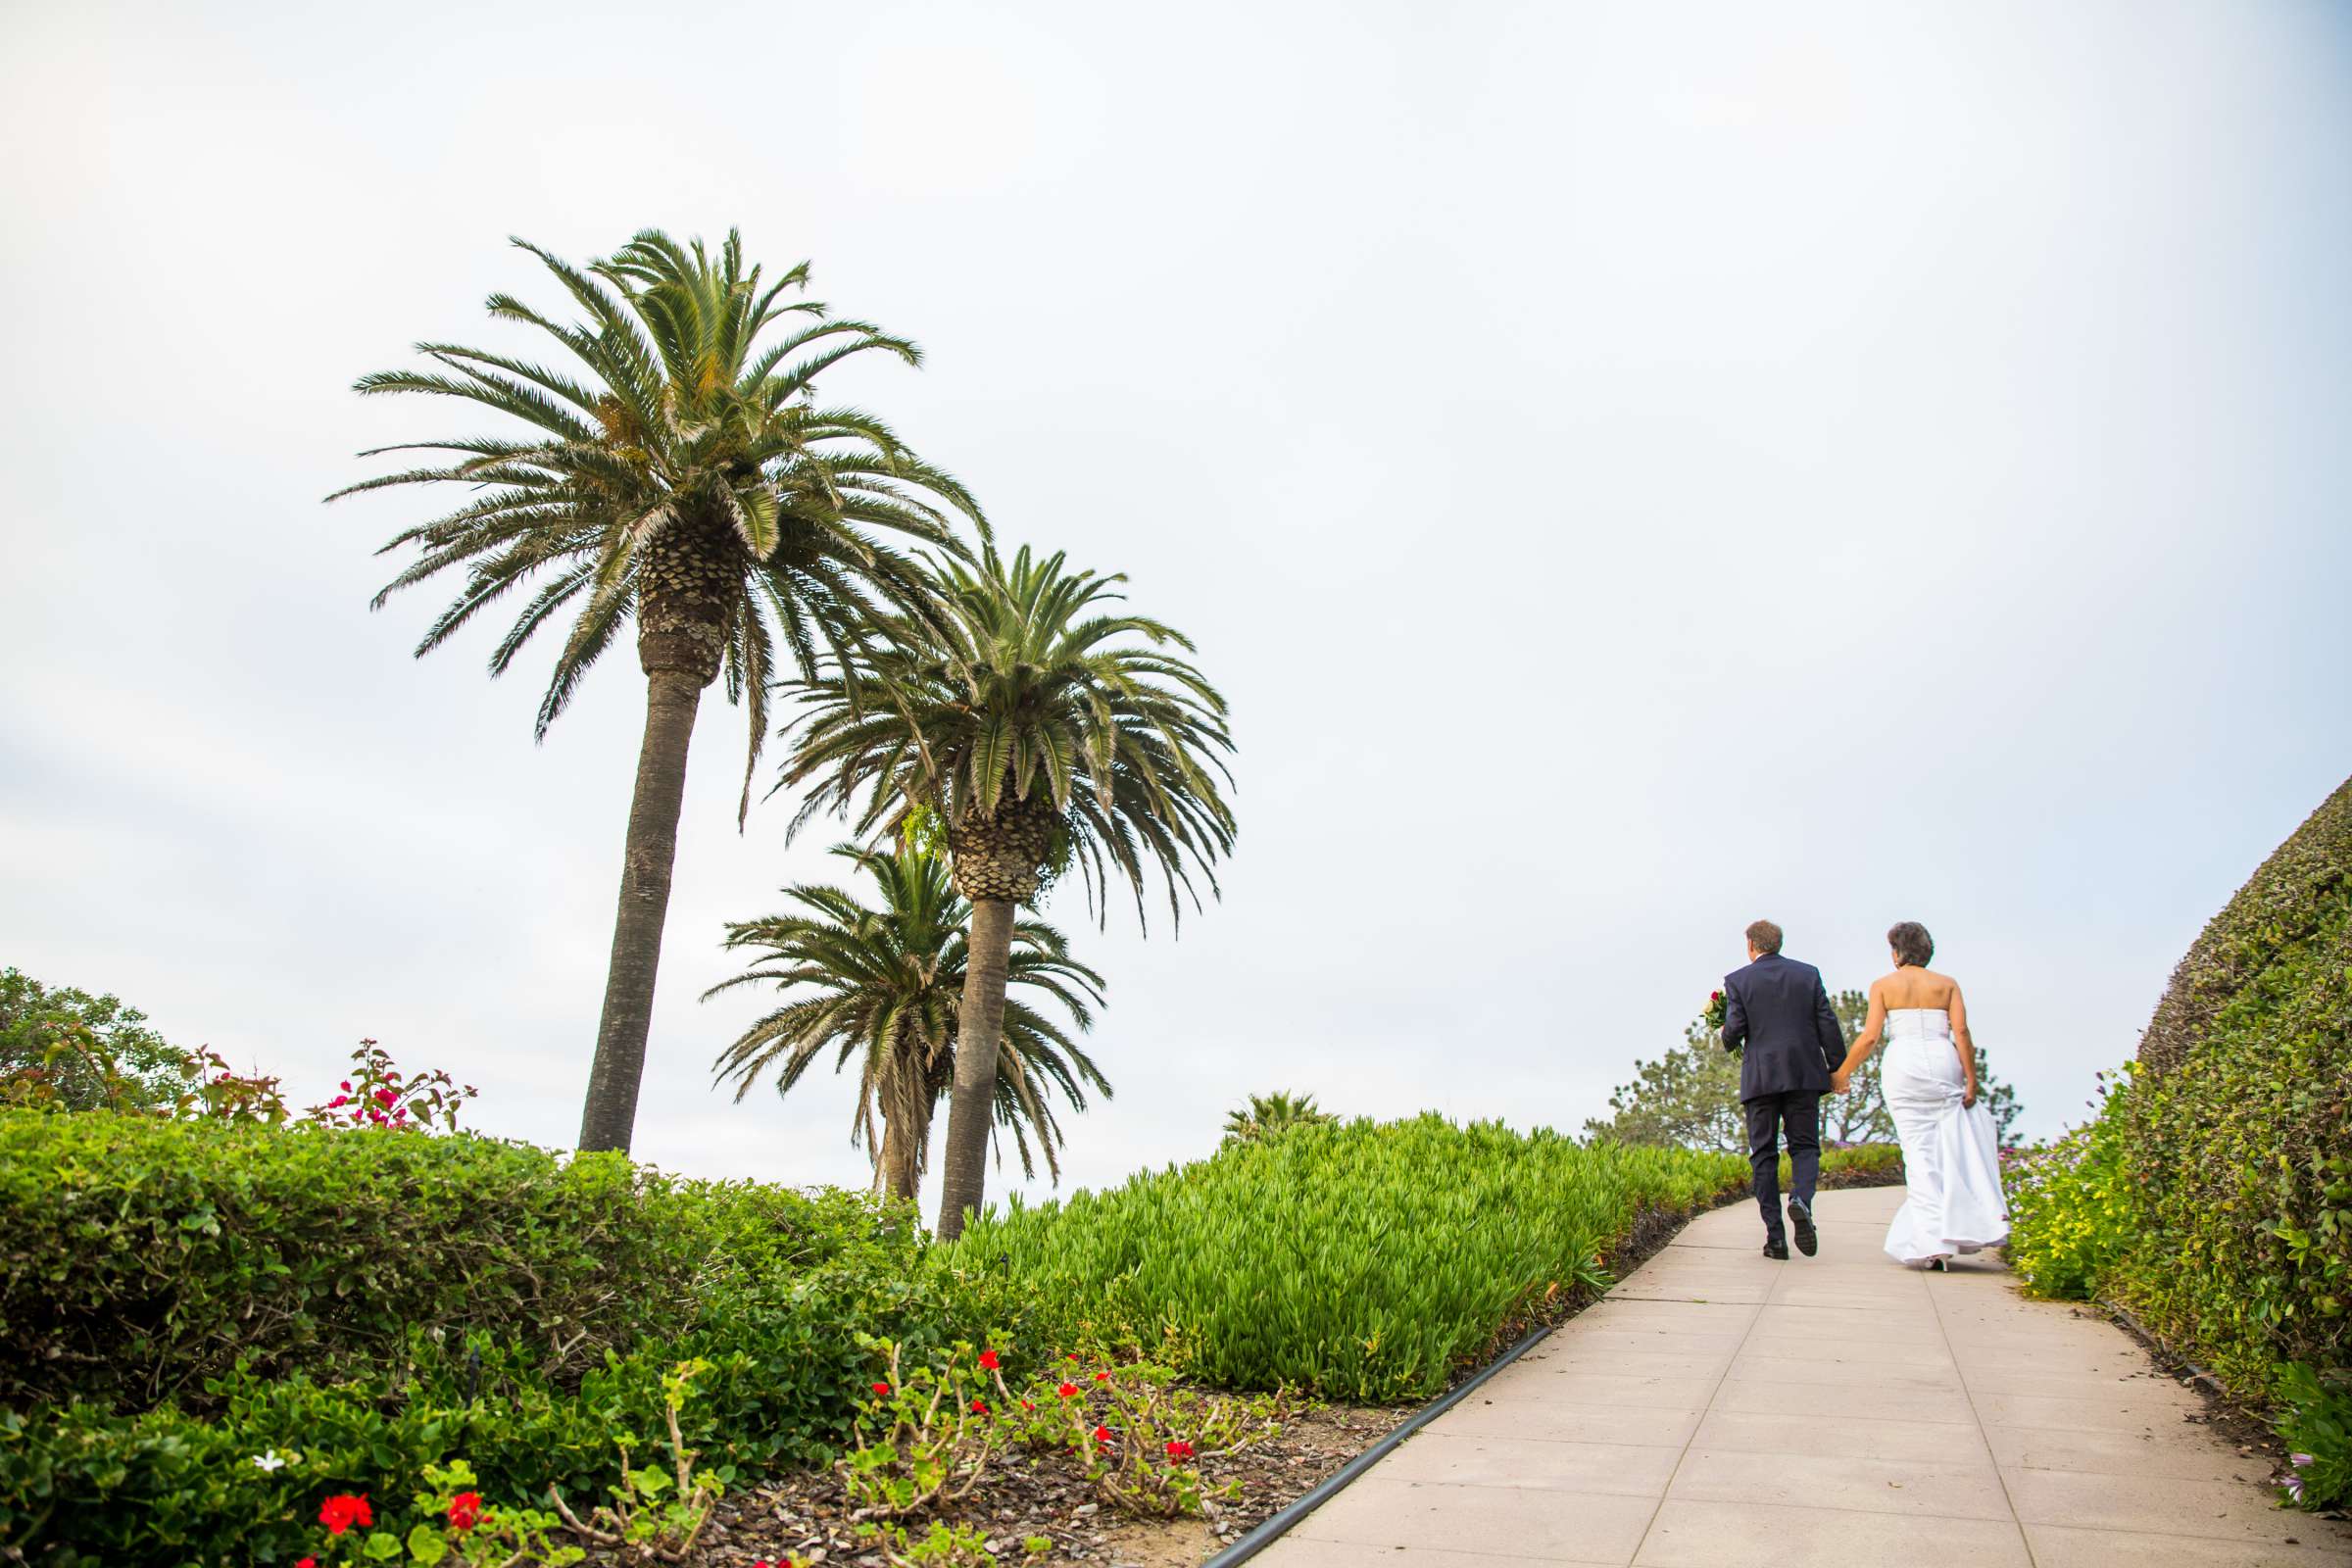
[577,667,705,1152]
[878,1112,922,1205]
[936,897,1016,1237]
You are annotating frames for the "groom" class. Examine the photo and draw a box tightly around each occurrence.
[1721,919,1844,1259]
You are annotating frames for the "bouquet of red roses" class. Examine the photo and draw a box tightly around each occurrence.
[1705,988,1731,1049]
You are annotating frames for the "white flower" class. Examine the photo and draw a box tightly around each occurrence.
[249,1449,289,1473]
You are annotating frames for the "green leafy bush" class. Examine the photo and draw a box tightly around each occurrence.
[950,1114,1751,1401]
[2276,1362,2352,1511]
[2002,1072,2134,1300]
[0,1110,1029,1564]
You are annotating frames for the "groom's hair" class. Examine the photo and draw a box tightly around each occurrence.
[1744,919,1784,955]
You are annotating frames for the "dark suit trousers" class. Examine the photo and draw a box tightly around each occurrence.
[1744,1091,1821,1241]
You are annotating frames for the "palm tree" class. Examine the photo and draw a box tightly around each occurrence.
[779,544,1236,1237]
[331,230,980,1154]
[704,841,1107,1200]
[1221,1091,1337,1148]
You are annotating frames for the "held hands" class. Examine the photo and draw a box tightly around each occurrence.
[1830,1069,1852,1095]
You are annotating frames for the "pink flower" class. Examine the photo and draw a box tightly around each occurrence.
[327,1096,348,1108]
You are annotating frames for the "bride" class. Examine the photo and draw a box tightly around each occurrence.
[1831,922,2009,1269]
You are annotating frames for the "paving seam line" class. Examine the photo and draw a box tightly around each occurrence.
[1622,1215,1813,1566]
[1928,1267,2041,1568]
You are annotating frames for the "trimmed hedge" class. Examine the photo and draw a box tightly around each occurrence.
[2009,774,2351,1508]
[0,1111,1029,1565]
[2123,775,2351,1390]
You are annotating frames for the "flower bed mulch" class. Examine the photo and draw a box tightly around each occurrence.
[629,1401,1396,1567]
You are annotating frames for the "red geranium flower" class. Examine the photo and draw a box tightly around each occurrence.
[298,1560,318,1568]
[1165,1440,1195,1459]
[1021,1398,1036,1411]
[1093,1370,1110,1382]
[318,1493,372,1534]
[979,1349,1001,1370]
[448,1491,483,1532]
[1091,1424,1112,1446]
[971,1398,988,1413]
[1056,1382,1080,1398]
[871,1381,892,1396]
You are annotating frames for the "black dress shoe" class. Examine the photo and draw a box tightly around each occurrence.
[1788,1198,1818,1257]
[1762,1240,1789,1260]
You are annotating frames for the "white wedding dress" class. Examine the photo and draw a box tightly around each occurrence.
[1880,1008,2009,1264]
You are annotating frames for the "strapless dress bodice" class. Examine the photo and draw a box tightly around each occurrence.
[1886,1007,1953,1041]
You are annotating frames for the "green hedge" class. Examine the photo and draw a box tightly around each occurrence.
[0,1111,1027,1566]
[949,1114,1753,1402]
[2124,776,2351,1390]
[2007,773,2352,1509]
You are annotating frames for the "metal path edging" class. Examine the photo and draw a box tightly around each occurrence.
[1198,1317,1555,1568]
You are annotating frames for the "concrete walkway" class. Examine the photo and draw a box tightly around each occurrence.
[1255,1186,2352,1567]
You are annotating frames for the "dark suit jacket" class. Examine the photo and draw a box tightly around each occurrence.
[1721,953,1843,1102]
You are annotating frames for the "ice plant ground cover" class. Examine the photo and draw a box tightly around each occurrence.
[947,1114,1886,1402]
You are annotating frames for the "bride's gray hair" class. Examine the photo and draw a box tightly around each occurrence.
[1888,921,1935,967]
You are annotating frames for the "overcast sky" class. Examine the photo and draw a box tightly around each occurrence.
[4,0,2347,1215]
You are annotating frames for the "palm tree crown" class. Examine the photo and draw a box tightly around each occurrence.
[705,842,1107,1197]
[331,227,984,1155]
[333,227,980,808]
[778,543,1234,1236]
[779,544,1237,924]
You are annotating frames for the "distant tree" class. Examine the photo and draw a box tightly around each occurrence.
[1823,989,1897,1145]
[1583,1019,1745,1152]
[1975,1064,2024,1146]
[706,842,1107,1200]
[0,968,188,1110]
[1221,1091,1337,1148]
[1591,991,2022,1152]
